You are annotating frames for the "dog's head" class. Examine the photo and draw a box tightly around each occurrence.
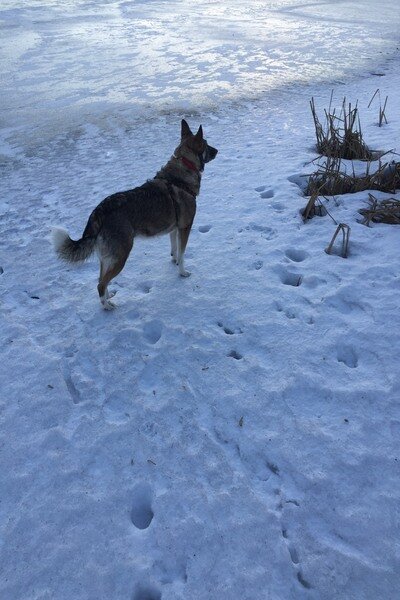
[179,119,218,171]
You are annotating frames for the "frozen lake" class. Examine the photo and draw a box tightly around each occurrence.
[1,0,400,137]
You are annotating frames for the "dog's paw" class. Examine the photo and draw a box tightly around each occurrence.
[101,298,116,310]
[179,270,191,278]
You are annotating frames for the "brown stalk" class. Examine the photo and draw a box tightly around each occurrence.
[325,224,351,258]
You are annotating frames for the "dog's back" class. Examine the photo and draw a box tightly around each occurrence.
[99,181,179,238]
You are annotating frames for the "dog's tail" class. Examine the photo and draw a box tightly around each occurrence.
[52,227,96,263]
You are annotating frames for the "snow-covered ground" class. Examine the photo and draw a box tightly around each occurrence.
[1,1,400,599]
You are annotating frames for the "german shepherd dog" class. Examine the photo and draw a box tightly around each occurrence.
[52,120,218,309]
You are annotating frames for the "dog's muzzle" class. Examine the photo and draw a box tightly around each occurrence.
[203,144,218,164]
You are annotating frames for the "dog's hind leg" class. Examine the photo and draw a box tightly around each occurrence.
[97,259,125,310]
[97,243,132,309]
[177,224,192,277]
[170,229,178,263]
[96,221,134,309]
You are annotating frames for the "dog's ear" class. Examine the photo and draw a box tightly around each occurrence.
[194,125,203,141]
[181,119,193,139]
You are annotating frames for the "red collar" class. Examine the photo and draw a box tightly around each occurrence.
[177,155,199,173]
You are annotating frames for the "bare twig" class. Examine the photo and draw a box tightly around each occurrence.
[368,89,389,127]
[368,89,380,108]
[325,224,351,258]
[379,96,388,127]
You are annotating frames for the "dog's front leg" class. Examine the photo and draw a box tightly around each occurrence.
[177,225,192,277]
[170,229,178,264]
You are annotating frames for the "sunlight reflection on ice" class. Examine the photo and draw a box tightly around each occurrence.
[1,0,399,133]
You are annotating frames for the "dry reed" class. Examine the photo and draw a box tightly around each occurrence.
[306,158,400,197]
[310,94,373,160]
[358,194,400,226]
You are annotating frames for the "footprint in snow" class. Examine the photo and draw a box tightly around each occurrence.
[133,583,161,600]
[260,189,274,199]
[228,350,243,360]
[248,223,276,239]
[139,281,152,294]
[198,224,212,233]
[143,320,163,344]
[285,248,308,263]
[126,309,140,320]
[266,461,279,475]
[252,259,263,270]
[337,345,358,368]
[217,321,243,335]
[237,224,276,239]
[255,185,274,198]
[288,547,301,568]
[238,450,279,482]
[112,328,139,349]
[61,360,81,405]
[274,301,297,320]
[130,483,154,530]
[281,526,311,588]
[297,572,312,589]
[280,270,303,287]
[271,201,285,212]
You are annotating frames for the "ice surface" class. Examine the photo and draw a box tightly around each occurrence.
[1,0,400,139]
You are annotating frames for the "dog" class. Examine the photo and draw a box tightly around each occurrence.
[52,119,218,309]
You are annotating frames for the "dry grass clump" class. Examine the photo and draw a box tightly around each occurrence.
[310,95,373,160]
[306,158,400,197]
[358,194,400,226]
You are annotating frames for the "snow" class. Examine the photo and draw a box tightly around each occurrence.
[1,1,400,599]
